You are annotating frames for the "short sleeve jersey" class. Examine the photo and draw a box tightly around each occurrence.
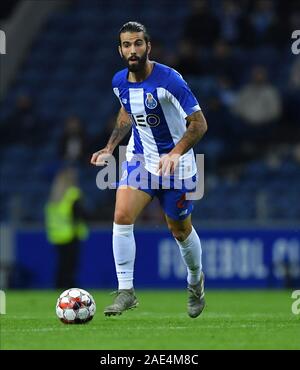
[112,62,201,179]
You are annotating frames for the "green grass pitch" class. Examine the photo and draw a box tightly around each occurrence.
[0,290,299,350]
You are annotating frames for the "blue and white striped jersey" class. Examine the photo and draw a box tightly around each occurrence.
[112,62,201,179]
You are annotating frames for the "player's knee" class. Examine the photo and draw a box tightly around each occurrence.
[168,225,189,242]
[173,231,188,242]
[114,210,135,225]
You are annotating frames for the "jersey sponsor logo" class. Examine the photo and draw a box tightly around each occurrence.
[145,93,157,109]
[130,113,160,127]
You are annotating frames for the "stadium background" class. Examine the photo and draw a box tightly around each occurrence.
[0,0,299,291]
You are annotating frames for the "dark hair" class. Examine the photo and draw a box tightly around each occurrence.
[119,21,150,45]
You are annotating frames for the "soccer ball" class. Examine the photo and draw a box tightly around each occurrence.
[56,288,96,324]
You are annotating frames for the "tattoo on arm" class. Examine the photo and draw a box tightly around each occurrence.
[171,111,207,156]
[106,109,132,152]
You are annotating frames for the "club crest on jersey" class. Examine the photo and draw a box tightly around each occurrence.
[145,93,157,109]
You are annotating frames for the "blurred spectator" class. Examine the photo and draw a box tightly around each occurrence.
[218,0,253,47]
[217,76,237,108]
[44,167,89,289]
[232,66,282,127]
[58,116,88,164]
[209,40,238,83]
[219,0,242,45]
[0,94,47,147]
[204,97,230,139]
[183,0,220,48]
[198,96,240,166]
[173,39,237,79]
[149,37,170,65]
[249,0,286,48]
[173,40,204,77]
[231,66,282,155]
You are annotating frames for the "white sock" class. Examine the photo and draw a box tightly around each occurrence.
[175,226,202,286]
[112,223,135,290]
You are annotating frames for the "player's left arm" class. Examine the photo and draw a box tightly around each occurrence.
[172,110,207,156]
[158,110,207,176]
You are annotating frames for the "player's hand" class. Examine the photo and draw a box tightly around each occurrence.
[90,148,113,166]
[158,153,180,176]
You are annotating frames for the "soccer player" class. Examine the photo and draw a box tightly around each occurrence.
[91,22,208,318]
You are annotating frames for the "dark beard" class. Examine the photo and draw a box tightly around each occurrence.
[123,49,148,72]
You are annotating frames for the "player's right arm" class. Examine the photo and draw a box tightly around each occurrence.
[90,106,132,166]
